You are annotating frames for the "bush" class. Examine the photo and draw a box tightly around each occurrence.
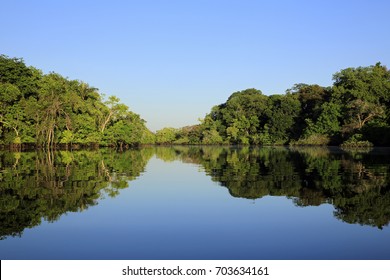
[340,134,373,148]
[290,134,330,146]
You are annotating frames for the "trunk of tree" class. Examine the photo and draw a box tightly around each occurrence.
[100,111,113,132]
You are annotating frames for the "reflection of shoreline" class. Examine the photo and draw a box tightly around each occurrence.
[0,149,154,240]
[157,146,390,229]
[0,146,389,240]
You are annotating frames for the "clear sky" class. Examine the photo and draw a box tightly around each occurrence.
[1,0,390,131]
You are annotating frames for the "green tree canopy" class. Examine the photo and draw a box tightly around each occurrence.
[0,55,154,147]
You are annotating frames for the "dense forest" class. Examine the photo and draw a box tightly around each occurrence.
[158,64,390,146]
[1,54,390,147]
[0,55,154,149]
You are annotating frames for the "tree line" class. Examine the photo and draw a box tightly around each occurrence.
[157,63,390,147]
[1,54,390,147]
[0,55,154,149]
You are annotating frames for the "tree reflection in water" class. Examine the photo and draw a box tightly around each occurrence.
[157,146,390,229]
[0,148,154,239]
[0,146,389,240]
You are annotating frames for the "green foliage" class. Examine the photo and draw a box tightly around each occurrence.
[290,134,331,146]
[1,54,389,147]
[155,127,177,144]
[333,63,390,142]
[267,94,301,143]
[191,63,390,146]
[340,134,373,148]
[140,129,156,144]
[201,129,222,144]
[0,55,154,147]
[333,63,390,103]
[0,55,40,96]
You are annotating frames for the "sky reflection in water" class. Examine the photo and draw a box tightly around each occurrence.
[0,147,389,259]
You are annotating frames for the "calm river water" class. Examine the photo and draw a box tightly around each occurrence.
[0,146,389,259]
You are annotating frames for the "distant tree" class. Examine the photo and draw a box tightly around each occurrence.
[155,127,177,144]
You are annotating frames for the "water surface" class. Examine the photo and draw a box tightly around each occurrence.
[0,146,389,259]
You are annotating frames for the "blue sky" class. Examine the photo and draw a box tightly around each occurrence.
[2,0,390,131]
